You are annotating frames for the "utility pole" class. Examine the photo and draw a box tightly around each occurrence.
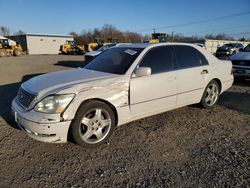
[153,28,156,34]
[171,31,174,42]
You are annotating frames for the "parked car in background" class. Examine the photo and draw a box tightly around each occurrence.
[83,43,131,63]
[195,43,205,48]
[12,43,233,147]
[230,44,250,78]
[215,43,244,58]
[83,43,117,63]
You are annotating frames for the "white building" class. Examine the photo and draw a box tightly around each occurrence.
[192,39,250,54]
[7,33,74,55]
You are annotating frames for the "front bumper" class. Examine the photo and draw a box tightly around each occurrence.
[216,51,230,58]
[11,98,71,143]
[233,66,250,78]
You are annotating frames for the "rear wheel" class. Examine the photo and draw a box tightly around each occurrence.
[200,80,220,108]
[14,50,22,56]
[70,100,116,147]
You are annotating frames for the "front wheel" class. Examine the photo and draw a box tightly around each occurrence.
[200,80,220,108]
[70,101,116,147]
[0,50,6,57]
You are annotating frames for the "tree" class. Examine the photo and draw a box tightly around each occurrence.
[238,37,246,41]
[205,33,234,40]
[14,30,25,35]
[124,31,142,43]
[0,26,10,36]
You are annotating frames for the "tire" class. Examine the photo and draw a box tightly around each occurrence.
[70,100,116,147]
[70,51,77,55]
[200,80,220,108]
[0,50,6,57]
[14,50,21,56]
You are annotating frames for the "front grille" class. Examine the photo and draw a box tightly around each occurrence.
[18,87,36,107]
[232,60,250,67]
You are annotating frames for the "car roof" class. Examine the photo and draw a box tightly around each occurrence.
[115,42,202,49]
[115,43,152,48]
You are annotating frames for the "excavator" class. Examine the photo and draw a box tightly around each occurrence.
[0,39,23,57]
[59,40,85,55]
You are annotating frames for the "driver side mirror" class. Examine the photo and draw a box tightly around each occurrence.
[134,67,151,77]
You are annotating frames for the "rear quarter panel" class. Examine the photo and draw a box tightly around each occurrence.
[198,46,233,93]
[209,59,233,93]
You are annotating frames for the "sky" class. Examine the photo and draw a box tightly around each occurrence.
[0,0,250,38]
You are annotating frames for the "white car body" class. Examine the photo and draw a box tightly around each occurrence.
[12,43,233,143]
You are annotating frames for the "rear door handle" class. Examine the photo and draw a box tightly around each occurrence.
[201,69,208,75]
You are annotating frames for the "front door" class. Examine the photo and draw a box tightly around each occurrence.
[130,46,177,118]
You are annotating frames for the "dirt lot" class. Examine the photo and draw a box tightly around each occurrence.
[0,55,249,187]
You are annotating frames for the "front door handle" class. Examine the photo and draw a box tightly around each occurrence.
[201,69,208,75]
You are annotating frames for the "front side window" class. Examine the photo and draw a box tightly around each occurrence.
[138,46,174,74]
[173,45,208,69]
[84,47,143,74]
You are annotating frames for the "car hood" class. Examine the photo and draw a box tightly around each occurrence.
[85,51,102,57]
[22,68,118,96]
[230,52,250,60]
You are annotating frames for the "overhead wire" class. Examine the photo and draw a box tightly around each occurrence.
[136,11,250,32]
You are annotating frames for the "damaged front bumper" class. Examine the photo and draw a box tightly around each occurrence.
[11,98,71,143]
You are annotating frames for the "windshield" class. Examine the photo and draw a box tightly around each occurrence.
[84,47,143,74]
[223,43,236,48]
[244,44,250,52]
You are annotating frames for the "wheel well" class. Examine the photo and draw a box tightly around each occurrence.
[212,78,222,92]
[78,98,118,126]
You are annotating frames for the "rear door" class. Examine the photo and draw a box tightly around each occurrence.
[173,45,209,106]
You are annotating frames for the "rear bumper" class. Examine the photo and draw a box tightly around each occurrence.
[11,98,71,143]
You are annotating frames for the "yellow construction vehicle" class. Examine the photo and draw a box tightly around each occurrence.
[152,33,167,42]
[86,38,118,52]
[144,33,167,43]
[86,38,104,52]
[59,40,85,55]
[0,39,23,57]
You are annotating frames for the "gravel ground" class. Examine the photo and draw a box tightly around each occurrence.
[0,55,249,187]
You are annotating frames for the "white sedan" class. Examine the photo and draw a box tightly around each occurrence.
[12,43,233,147]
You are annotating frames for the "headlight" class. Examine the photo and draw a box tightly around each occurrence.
[34,94,75,114]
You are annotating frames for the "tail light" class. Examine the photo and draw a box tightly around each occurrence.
[230,68,233,75]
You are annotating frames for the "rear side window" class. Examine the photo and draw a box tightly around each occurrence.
[139,46,174,74]
[173,45,208,69]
